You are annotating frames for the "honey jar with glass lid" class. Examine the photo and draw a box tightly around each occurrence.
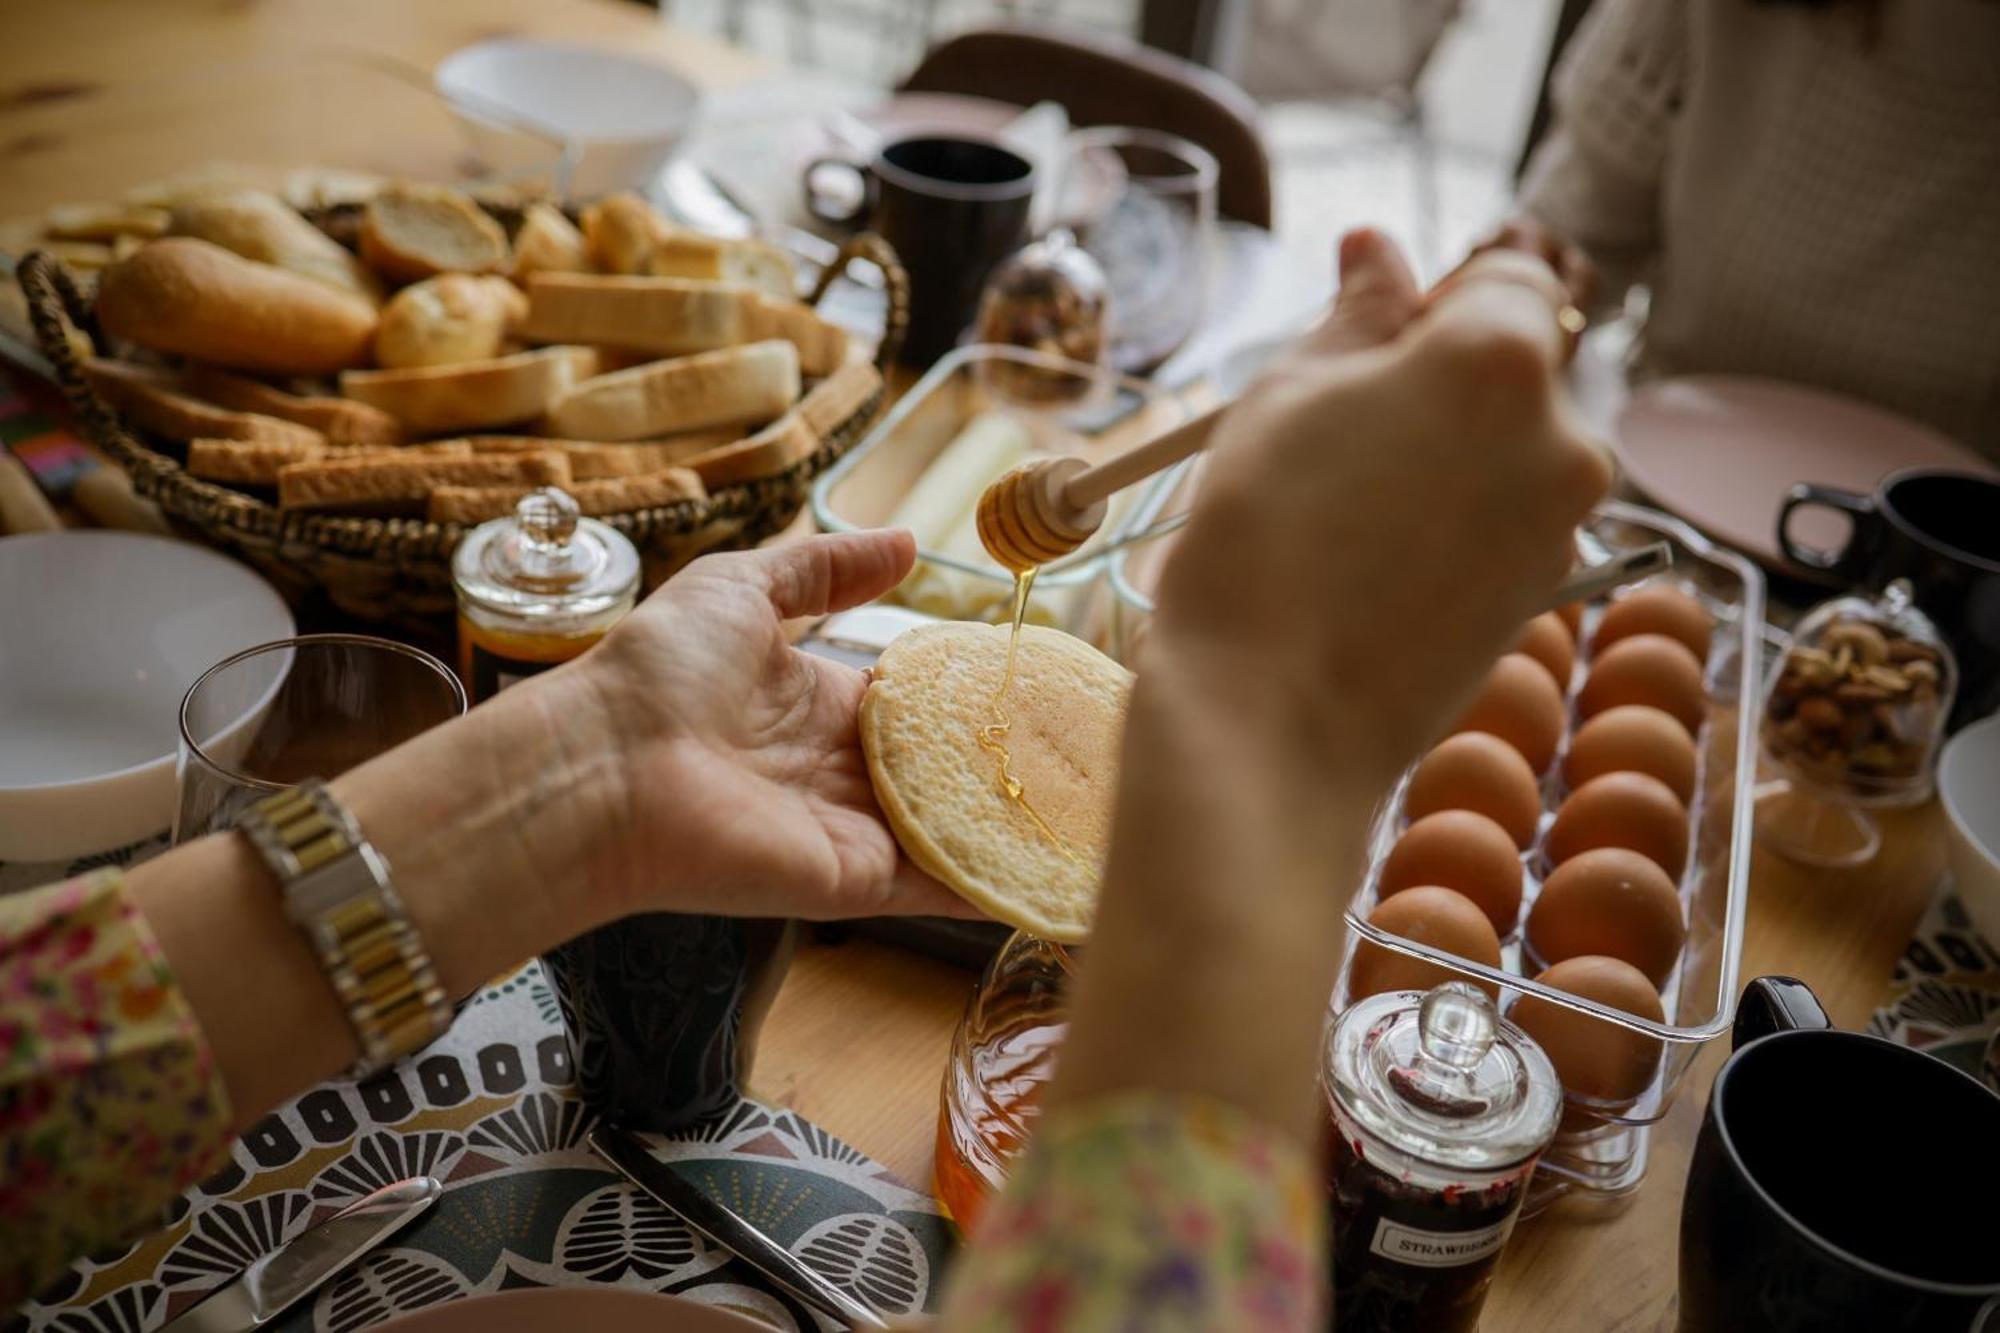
[452,486,640,703]
[1323,981,1563,1333]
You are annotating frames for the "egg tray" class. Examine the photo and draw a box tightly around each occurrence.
[1334,500,1764,1200]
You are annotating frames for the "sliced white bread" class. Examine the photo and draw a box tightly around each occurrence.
[545,340,799,442]
[339,346,597,436]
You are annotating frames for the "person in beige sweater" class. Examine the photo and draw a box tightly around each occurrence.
[1503,0,1999,458]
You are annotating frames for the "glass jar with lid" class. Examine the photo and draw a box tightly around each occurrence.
[1757,579,1956,866]
[1323,981,1564,1333]
[452,486,640,703]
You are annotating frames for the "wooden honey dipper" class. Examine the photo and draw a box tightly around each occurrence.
[976,404,1224,573]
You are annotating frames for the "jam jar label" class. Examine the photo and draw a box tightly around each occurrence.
[1367,1215,1516,1269]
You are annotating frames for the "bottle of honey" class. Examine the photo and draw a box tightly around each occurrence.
[452,486,639,703]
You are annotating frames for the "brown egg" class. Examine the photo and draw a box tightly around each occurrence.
[1592,584,1715,664]
[1526,848,1686,985]
[1451,652,1567,773]
[1510,956,1666,1103]
[1513,612,1577,688]
[1555,601,1585,638]
[1577,634,1707,735]
[1564,705,1700,806]
[1545,771,1691,879]
[1404,732,1544,849]
[1349,886,1504,1001]
[1379,809,1524,934]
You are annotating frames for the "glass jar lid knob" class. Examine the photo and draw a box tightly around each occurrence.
[1385,982,1499,1118]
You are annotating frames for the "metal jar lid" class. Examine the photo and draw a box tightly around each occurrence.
[1325,982,1564,1175]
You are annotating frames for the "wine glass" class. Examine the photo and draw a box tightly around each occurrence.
[1065,126,1219,376]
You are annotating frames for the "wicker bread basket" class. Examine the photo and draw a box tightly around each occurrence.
[16,230,908,628]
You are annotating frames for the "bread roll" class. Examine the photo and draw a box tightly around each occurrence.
[360,183,509,282]
[96,239,378,375]
[338,345,596,436]
[545,340,799,441]
[169,190,381,303]
[374,274,529,368]
[511,203,590,280]
[580,192,671,274]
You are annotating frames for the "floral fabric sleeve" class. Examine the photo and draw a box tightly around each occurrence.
[936,1093,1325,1332]
[1,870,232,1308]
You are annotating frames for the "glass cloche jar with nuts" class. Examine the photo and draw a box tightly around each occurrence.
[1758,581,1957,866]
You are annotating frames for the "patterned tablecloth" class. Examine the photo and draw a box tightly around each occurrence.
[1866,874,2000,1092]
[4,841,954,1333]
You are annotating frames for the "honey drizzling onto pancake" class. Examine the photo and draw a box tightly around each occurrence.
[975,568,1081,863]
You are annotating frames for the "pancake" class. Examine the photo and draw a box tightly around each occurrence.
[860,622,1132,943]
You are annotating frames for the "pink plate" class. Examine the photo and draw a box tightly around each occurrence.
[1614,376,1994,577]
[371,1288,771,1333]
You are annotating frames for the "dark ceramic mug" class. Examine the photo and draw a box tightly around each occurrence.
[1779,468,2000,729]
[805,134,1034,366]
[1678,976,2000,1331]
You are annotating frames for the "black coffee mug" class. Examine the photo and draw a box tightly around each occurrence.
[542,915,795,1131]
[1679,976,2000,1331]
[806,134,1033,366]
[1779,468,2000,728]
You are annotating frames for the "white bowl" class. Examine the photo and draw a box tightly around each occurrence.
[0,533,293,862]
[435,38,701,199]
[1940,712,2000,951]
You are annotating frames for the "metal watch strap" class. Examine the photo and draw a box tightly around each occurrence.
[238,780,452,1076]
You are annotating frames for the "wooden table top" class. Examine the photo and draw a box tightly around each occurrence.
[4,6,1953,1328]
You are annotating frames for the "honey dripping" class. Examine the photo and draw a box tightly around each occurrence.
[976,568,1082,863]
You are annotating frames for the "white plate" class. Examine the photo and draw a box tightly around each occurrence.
[0,533,292,861]
[435,38,702,198]
[1941,713,2000,953]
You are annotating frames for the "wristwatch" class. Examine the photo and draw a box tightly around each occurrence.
[238,779,452,1076]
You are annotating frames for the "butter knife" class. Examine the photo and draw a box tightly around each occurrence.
[589,1125,890,1330]
[160,1176,440,1332]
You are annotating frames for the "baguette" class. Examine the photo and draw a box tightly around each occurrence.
[521,273,753,357]
[428,467,706,524]
[96,238,378,375]
[545,340,799,441]
[680,411,818,488]
[521,272,842,371]
[646,232,796,301]
[85,358,325,446]
[511,202,590,280]
[580,192,670,275]
[374,274,529,368]
[169,190,382,303]
[339,346,597,436]
[186,438,471,485]
[797,358,882,438]
[458,434,740,479]
[360,183,509,282]
[181,366,402,445]
[278,450,570,512]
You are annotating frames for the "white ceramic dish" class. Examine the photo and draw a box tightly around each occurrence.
[1940,712,2000,951]
[435,38,702,198]
[0,533,293,862]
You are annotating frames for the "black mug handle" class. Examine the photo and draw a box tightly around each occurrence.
[1778,483,1883,580]
[803,156,875,228]
[1733,975,1833,1049]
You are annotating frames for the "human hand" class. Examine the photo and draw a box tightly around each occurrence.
[579,530,975,923]
[1144,229,1612,789]
[1463,215,1599,317]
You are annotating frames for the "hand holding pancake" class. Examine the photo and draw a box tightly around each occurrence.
[580,530,977,923]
